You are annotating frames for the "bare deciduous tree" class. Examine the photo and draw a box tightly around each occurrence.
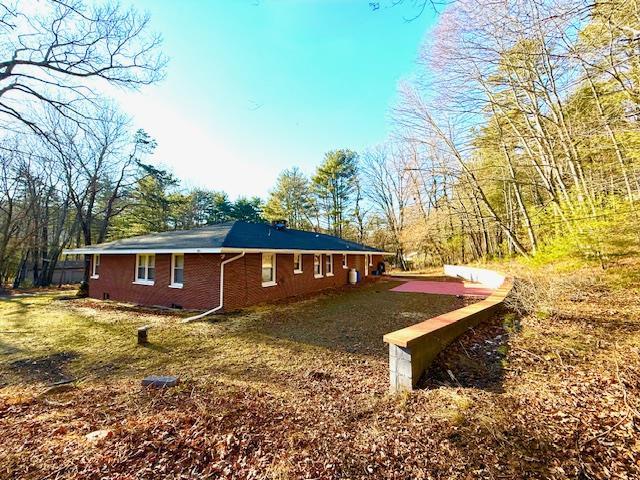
[361,143,412,268]
[0,0,166,135]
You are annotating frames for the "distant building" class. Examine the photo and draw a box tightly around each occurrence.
[21,260,85,286]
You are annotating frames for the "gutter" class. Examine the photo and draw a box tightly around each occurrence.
[181,251,245,323]
[63,247,393,255]
[63,248,223,255]
[219,247,394,256]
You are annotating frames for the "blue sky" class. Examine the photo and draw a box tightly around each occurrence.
[114,1,437,199]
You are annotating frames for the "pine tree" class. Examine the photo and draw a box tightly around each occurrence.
[311,150,358,238]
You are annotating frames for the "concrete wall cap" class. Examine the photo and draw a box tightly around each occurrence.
[383,267,513,349]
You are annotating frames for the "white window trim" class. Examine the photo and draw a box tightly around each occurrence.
[134,253,155,286]
[293,252,303,274]
[90,253,100,279]
[313,253,323,278]
[342,254,348,269]
[326,254,334,277]
[170,253,184,288]
[261,252,277,287]
[368,254,373,266]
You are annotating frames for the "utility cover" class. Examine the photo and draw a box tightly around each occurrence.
[141,375,179,388]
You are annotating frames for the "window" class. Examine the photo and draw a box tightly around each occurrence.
[342,254,348,269]
[91,254,100,278]
[171,253,184,288]
[262,253,276,286]
[326,254,334,276]
[314,254,323,278]
[135,254,155,285]
[293,253,303,274]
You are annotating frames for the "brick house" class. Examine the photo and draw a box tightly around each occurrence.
[63,221,386,312]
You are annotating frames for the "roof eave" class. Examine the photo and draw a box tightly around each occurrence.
[63,247,392,255]
[62,248,224,255]
[219,247,390,255]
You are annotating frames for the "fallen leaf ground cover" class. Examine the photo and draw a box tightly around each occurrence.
[0,269,638,479]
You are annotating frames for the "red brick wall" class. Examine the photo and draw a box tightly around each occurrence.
[223,252,385,310]
[88,252,386,311]
[88,253,221,310]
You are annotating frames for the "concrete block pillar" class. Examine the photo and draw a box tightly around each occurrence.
[389,344,415,393]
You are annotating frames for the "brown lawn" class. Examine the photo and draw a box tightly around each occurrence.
[0,270,638,479]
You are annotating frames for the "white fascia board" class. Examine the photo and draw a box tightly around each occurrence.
[220,247,391,255]
[62,248,223,255]
[63,247,393,256]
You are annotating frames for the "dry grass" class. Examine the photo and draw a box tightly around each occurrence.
[0,280,461,388]
[1,269,639,479]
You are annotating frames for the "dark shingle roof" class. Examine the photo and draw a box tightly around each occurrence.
[65,221,383,254]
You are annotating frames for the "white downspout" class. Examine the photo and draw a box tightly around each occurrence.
[182,251,245,323]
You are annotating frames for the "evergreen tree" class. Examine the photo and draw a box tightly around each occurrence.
[263,167,314,229]
[231,197,263,223]
[110,163,178,237]
[207,191,234,224]
[312,149,358,238]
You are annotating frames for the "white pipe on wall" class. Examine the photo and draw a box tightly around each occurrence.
[181,251,245,323]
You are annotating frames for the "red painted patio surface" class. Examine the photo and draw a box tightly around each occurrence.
[390,280,495,297]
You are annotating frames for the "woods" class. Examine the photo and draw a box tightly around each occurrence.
[2,0,640,288]
[389,0,640,267]
[267,0,640,269]
[0,0,166,286]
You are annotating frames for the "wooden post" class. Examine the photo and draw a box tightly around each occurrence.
[137,325,149,345]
